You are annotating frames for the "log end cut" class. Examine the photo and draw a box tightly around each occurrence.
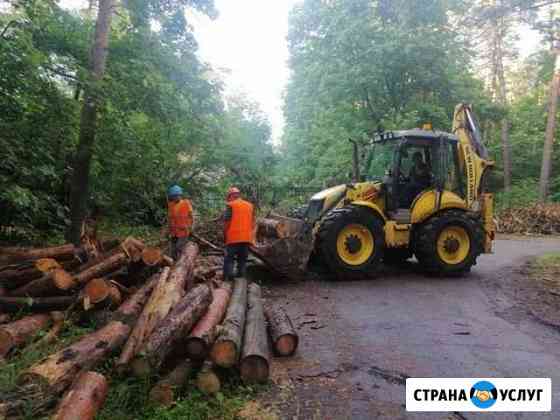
[149,383,175,407]
[52,269,76,291]
[141,248,163,267]
[240,355,269,384]
[275,334,299,357]
[210,340,237,368]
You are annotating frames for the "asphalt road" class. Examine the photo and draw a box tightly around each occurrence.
[262,238,560,420]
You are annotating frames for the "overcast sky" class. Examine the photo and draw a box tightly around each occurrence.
[60,0,540,144]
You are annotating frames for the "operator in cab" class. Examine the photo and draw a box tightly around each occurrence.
[223,187,255,282]
[165,184,194,260]
[406,151,432,204]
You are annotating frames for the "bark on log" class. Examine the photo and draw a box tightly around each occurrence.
[52,371,108,420]
[265,306,299,356]
[0,243,81,265]
[0,313,52,357]
[240,283,270,384]
[73,251,129,287]
[195,361,221,395]
[19,274,157,395]
[10,268,76,297]
[131,283,212,377]
[0,258,62,290]
[210,277,247,368]
[149,360,196,406]
[116,267,174,372]
[0,296,76,313]
[257,218,288,239]
[117,244,198,372]
[39,312,65,345]
[0,285,6,296]
[186,283,232,360]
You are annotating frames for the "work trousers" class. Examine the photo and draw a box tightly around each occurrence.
[169,236,188,260]
[223,243,250,281]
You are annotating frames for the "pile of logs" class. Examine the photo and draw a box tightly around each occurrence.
[497,203,560,235]
[0,237,299,418]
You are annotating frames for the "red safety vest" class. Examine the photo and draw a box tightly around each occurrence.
[168,199,193,238]
[225,199,254,245]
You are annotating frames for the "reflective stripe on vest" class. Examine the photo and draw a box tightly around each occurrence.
[225,199,254,245]
[168,199,192,238]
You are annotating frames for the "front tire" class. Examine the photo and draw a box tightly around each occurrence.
[317,206,384,278]
[413,210,484,275]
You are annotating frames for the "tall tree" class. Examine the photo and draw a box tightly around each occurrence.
[538,45,560,201]
[67,0,114,244]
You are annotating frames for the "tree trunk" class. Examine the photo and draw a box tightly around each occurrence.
[0,244,80,265]
[0,258,61,290]
[19,274,155,394]
[10,269,76,297]
[52,371,108,420]
[117,243,198,371]
[494,15,512,192]
[240,283,270,384]
[74,251,130,286]
[67,0,114,245]
[210,277,247,368]
[185,283,232,360]
[131,283,212,377]
[0,313,52,357]
[0,296,76,313]
[149,360,197,407]
[195,361,221,395]
[539,49,560,202]
[265,306,299,356]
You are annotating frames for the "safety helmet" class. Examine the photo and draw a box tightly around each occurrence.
[167,185,183,197]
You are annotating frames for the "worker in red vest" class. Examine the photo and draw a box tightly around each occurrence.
[223,187,254,281]
[165,185,193,259]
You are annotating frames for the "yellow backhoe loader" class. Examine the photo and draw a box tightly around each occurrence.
[254,104,495,279]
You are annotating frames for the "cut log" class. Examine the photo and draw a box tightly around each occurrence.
[186,283,232,360]
[0,243,81,265]
[131,283,211,377]
[0,258,62,290]
[141,247,164,266]
[0,313,10,324]
[10,268,76,297]
[83,278,112,305]
[265,306,299,356]
[257,218,288,239]
[0,296,76,313]
[117,244,198,371]
[0,313,52,357]
[19,274,158,395]
[240,283,270,384]
[108,284,122,306]
[115,267,174,372]
[73,251,130,287]
[39,312,65,345]
[52,371,108,420]
[210,277,247,368]
[149,360,196,406]
[191,233,222,252]
[195,361,221,395]
[0,285,6,296]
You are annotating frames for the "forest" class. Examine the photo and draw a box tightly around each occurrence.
[1,0,559,244]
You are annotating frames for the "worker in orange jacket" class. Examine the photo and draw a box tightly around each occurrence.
[165,185,194,260]
[223,187,254,281]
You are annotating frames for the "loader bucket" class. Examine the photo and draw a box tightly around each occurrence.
[250,214,314,280]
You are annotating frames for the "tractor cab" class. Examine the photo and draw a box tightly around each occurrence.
[364,129,465,222]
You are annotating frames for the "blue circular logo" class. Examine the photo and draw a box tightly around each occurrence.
[470,381,498,409]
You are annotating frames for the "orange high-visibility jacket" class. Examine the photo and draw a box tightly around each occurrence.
[225,198,254,245]
[168,199,193,238]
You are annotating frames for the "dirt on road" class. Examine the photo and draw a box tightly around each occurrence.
[257,237,560,420]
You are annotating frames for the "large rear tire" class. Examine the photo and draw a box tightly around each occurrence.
[317,206,384,278]
[413,210,484,275]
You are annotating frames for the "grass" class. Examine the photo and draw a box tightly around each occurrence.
[0,318,267,420]
[534,252,560,269]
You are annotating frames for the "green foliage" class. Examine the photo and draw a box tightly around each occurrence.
[0,0,274,243]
